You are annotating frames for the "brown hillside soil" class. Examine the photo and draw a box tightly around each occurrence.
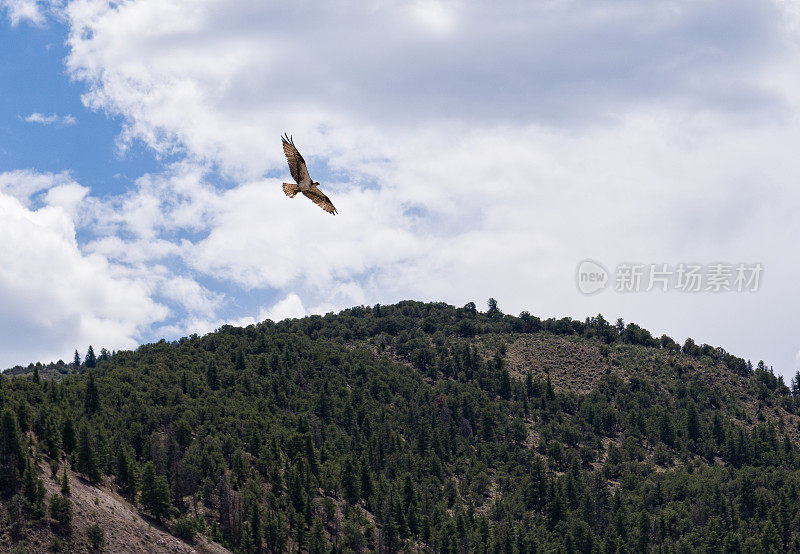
[1,462,230,554]
[503,333,800,445]
[503,334,614,393]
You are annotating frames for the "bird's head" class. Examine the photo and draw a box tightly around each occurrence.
[312,181,320,187]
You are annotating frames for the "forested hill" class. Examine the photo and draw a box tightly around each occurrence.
[2,300,800,553]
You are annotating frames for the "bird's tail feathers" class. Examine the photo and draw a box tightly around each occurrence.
[283,183,299,198]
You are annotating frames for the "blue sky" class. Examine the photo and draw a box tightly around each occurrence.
[0,20,164,194]
[1,0,800,381]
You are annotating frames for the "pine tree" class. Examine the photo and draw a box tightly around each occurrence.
[50,493,73,529]
[792,371,800,396]
[309,517,327,554]
[61,467,71,496]
[88,522,105,549]
[360,458,373,507]
[499,368,511,400]
[235,348,246,372]
[659,411,675,447]
[99,348,111,362]
[85,345,97,368]
[23,459,45,519]
[206,361,219,391]
[32,365,40,384]
[85,371,100,415]
[304,433,319,478]
[62,414,76,454]
[74,349,81,367]
[545,375,555,401]
[141,462,172,521]
[76,424,101,483]
[341,457,360,505]
[687,402,700,442]
[250,502,262,552]
[380,499,399,552]
[525,371,534,398]
[0,407,25,494]
[487,297,502,319]
[638,511,650,552]
[117,445,137,500]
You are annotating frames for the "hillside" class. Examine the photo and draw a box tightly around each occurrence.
[2,300,799,552]
[19,459,229,553]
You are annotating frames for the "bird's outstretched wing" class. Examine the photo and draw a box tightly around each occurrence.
[302,189,337,215]
[282,134,311,184]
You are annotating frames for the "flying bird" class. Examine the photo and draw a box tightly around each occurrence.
[281,134,337,215]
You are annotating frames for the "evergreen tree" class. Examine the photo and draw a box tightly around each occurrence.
[0,407,25,494]
[62,414,76,454]
[341,457,360,506]
[117,445,137,500]
[85,371,100,414]
[85,345,97,368]
[76,424,101,483]
[687,402,700,442]
[638,511,650,552]
[61,467,71,496]
[73,349,81,367]
[250,502,262,552]
[304,433,319,478]
[499,368,511,400]
[88,522,105,549]
[545,375,555,401]
[659,411,675,447]
[235,348,246,372]
[141,462,172,521]
[381,499,399,553]
[206,361,219,391]
[360,458,373,507]
[487,297,502,319]
[23,459,46,519]
[309,517,327,554]
[49,493,73,529]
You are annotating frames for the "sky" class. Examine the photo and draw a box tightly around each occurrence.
[1,0,799,380]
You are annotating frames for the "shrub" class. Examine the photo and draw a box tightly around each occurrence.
[173,516,197,543]
[49,459,59,478]
[49,493,72,530]
[87,523,105,549]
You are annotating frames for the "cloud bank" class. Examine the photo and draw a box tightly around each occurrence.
[2,0,800,376]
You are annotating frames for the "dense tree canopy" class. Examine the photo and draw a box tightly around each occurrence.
[1,300,799,552]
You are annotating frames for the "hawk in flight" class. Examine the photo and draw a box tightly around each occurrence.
[281,134,337,215]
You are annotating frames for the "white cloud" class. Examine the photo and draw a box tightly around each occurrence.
[227,293,307,329]
[2,0,800,377]
[1,0,46,26]
[0,170,77,207]
[262,293,306,322]
[22,112,78,126]
[51,0,800,380]
[0,176,168,366]
[160,275,223,319]
[43,182,89,218]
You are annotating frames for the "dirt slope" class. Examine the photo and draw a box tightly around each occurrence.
[1,462,230,554]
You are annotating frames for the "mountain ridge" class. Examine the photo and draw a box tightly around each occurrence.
[2,300,799,552]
